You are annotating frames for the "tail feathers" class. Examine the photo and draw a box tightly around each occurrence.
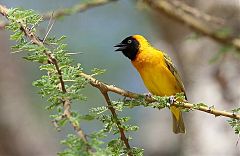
[171,109,186,134]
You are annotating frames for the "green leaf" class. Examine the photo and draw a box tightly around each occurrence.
[59,134,89,156]
[232,107,240,114]
[79,114,95,121]
[192,103,208,109]
[91,68,106,76]
[131,147,144,156]
[90,106,108,115]
[228,119,240,134]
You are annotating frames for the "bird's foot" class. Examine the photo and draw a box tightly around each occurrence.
[144,92,153,98]
[167,96,176,107]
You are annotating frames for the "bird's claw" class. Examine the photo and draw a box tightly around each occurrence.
[168,96,176,107]
[144,92,152,98]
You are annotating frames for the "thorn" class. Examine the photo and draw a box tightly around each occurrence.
[208,105,215,112]
[66,52,84,55]
[232,111,238,117]
[29,21,39,31]
[43,11,55,43]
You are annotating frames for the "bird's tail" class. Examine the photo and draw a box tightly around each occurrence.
[170,106,186,134]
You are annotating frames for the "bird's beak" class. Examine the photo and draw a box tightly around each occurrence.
[114,43,128,51]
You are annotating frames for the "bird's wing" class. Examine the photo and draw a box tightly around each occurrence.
[163,54,187,99]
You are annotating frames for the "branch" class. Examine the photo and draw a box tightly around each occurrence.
[81,74,132,154]
[100,91,132,156]
[169,0,225,25]
[80,73,240,120]
[42,0,117,20]
[0,0,117,30]
[0,4,91,151]
[143,0,240,51]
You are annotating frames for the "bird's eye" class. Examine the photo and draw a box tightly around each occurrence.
[127,40,132,44]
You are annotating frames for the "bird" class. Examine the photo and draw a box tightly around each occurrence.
[114,35,186,134]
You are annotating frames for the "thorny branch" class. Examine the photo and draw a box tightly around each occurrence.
[80,73,240,120]
[143,0,240,51]
[101,91,133,156]
[86,74,133,155]
[0,4,91,151]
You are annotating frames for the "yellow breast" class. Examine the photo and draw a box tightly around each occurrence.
[132,48,182,96]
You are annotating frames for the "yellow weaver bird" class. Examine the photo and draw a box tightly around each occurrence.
[114,35,186,134]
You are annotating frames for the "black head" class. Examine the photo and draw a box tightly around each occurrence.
[114,36,140,60]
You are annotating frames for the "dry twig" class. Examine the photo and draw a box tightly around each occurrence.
[42,0,117,20]
[170,0,225,25]
[143,0,240,51]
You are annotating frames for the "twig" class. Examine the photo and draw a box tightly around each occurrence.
[43,12,55,43]
[42,0,118,20]
[0,0,117,30]
[0,4,91,150]
[143,0,240,51]
[170,0,225,25]
[80,73,240,120]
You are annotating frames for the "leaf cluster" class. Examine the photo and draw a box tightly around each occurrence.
[5,7,144,156]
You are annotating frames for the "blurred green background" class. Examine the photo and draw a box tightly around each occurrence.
[0,0,240,156]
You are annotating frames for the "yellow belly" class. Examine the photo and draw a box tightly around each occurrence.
[139,64,181,96]
[132,51,182,96]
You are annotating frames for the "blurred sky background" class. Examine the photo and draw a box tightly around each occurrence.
[0,0,240,156]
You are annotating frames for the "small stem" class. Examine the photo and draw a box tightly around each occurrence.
[43,0,118,20]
